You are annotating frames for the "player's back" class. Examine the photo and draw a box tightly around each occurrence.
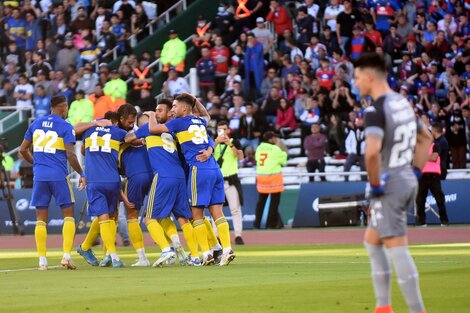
[119,144,153,178]
[372,92,418,175]
[165,115,218,169]
[134,123,185,178]
[84,125,126,183]
[25,114,75,181]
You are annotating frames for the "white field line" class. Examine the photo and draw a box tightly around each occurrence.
[0,266,61,273]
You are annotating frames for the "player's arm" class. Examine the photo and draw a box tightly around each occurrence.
[124,131,138,143]
[65,143,86,190]
[74,119,112,136]
[412,125,433,171]
[365,135,383,186]
[148,111,170,134]
[119,189,135,209]
[181,92,210,123]
[19,139,34,164]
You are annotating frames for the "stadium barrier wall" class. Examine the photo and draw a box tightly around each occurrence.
[1,180,468,234]
[292,181,470,227]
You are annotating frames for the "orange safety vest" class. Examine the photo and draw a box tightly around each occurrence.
[194,23,211,48]
[422,143,441,174]
[162,61,185,73]
[256,173,284,194]
[236,0,251,18]
[133,67,151,90]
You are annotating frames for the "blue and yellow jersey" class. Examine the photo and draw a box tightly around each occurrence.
[24,115,76,181]
[165,116,217,169]
[119,144,153,178]
[83,125,126,183]
[134,123,185,179]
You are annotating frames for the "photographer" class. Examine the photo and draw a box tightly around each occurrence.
[214,121,245,245]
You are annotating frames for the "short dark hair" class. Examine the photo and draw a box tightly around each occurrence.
[104,111,120,122]
[217,120,229,127]
[117,103,137,119]
[51,95,67,108]
[431,122,443,133]
[353,53,387,76]
[175,94,195,108]
[158,98,173,111]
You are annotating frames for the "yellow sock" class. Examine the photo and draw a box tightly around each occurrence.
[128,219,144,250]
[62,217,75,254]
[146,220,170,251]
[82,218,100,251]
[110,219,117,243]
[35,220,47,257]
[204,218,218,248]
[193,219,209,253]
[215,217,231,250]
[161,217,178,238]
[181,222,199,257]
[99,220,116,254]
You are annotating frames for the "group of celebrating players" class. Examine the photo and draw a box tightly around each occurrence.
[19,92,235,270]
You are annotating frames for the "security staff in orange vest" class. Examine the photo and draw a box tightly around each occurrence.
[415,123,449,226]
[133,59,153,90]
[192,15,212,48]
[254,131,288,229]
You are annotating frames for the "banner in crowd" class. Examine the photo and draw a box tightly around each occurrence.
[0,186,261,235]
[293,181,470,227]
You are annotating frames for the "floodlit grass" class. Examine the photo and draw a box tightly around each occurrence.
[1,244,469,313]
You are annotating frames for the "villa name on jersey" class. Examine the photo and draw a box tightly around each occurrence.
[191,119,202,125]
[42,121,53,128]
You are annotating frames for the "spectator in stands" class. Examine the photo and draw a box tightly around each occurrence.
[232,0,263,33]
[239,102,265,149]
[192,15,211,49]
[319,25,339,55]
[335,0,361,53]
[77,66,98,96]
[162,67,190,97]
[135,88,155,113]
[437,13,457,37]
[397,13,413,39]
[24,9,43,52]
[67,90,94,126]
[326,113,346,156]
[221,80,244,106]
[129,58,153,102]
[228,94,246,136]
[113,0,136,15]
[5,41,23,71]
[427,30,450,60]
[161,29,186,73]
[31,51,52,81]
[225,66,242,94]
[197,46,216,101]
[35,70,53,97]
[296,6,315,52]
[254,131,288,229]
[252,17,274,58]
[71,6,94,35]
[383,23,404,61]
[213,2,235,45]
[5,7,27,51]
[275,98,297,138]
[345,25,375,61]
[262,86,282,125]
[304,122,327,182]
[299,96,321,154]
[110,14,129,55]
[343,116,366,181]
[324,0,344,33]
[241,145,256,167]
[55,35,81,73]
[364,20,382,46]
[260,68,277,99]
[244,32,264,101]
[33,85,51,118]
[369,0,400,36]
[331,80,356,120]
[0,80,15,106]
[93,4,108,39]
[211,35,230,95]
[447,110,467,169]
[304,0,320,35]
[80,35,101,64]
[316,58,335,91]
[266,0,293,37]
[13,74,34,110]
[462,105,470,153]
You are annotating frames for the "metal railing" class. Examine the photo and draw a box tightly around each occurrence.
[0,107,33,134]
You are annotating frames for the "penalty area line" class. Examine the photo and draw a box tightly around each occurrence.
[0,265,61,273]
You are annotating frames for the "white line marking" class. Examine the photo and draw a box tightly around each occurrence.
[0,266,61,273]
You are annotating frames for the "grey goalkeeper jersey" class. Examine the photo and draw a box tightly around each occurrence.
[364,92,422,174]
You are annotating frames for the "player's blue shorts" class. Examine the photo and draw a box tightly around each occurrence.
[86,182,121,217]
[125,172,153,209]
[188,166,225,208]
[31,178,75,209]
[146,174,191,219]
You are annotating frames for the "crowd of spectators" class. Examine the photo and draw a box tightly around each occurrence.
[1,0,470,180]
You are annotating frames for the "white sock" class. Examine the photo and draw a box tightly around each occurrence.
[202,251,211,259]
[162,247,172,253]
[39,256,47,266]
[211,243,222,251]
[110,253,119,261]
[136,248,147,261]
[63,253,71,260]
[223,247,232,254]
[171,235,180,245]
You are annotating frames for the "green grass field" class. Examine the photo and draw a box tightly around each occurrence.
[1,243,469,313]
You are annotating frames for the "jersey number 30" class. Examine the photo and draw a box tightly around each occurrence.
[33,129,58,154]
[389,121,416,168]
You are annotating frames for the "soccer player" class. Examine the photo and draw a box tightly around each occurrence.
[149,93,235,266]
[125,100,200,267]
[78,112,128,268]
[19,95,86,270]
[117,109,153,267]
[354,53,431,313]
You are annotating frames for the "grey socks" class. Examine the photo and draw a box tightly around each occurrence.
[364,242,392,307]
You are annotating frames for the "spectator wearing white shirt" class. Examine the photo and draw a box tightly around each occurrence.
[162,67,190,97]
[252,17,274,56]
[437,13,458,38]
[113,0,136,13]
[324,0,344,32]
[304,0,320,34]
[13,74,34,109]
